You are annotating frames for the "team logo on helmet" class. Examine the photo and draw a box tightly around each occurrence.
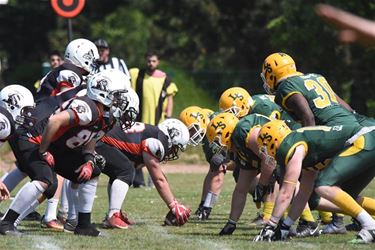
[68,76,77,85]
[189,112,204,120]
[211,121,226,131]
[82,49,94,61]
[94,79,109,91]
[0,121,5,130]
[228,93,243,101]
[168,127,180,140]
[3,93,21,108]
[258,132,273,144]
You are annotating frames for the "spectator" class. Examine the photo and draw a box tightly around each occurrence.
[49,50,63,69]
[129,50,178,187]
[94,38,130,77]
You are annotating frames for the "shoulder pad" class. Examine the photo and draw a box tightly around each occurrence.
[56,70,82,87]
[0,112,13,140]
[67,99,94,126]
[144,138,165,161]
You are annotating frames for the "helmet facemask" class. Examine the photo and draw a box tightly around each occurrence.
[224,105,241,117]
[260,73,276,95]
[188,123,206,146]
[16,106,36,128]
[210,135,228,155]
[259,145,277,167]
[108,90,132,125]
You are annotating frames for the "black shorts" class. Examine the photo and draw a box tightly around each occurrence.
[96,142,135,185]
[9,133,56,185]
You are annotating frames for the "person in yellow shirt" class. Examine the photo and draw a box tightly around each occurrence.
[129,51,178,187]
[130,50,178,125]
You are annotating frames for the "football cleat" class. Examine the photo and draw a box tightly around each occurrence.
[350,229,375,244]
[64,219,78,233]
[121,211,135,226]
[57,211,68,224]
[105,212,129,229]
[296,220,320,238]
[346,218,362,232]
[0,221,23,236]
[321,214,346,234]
[24,211,42,221]
[41,216,64,231]
[249,213,266,228]
[74,224,101,237]
[197,207,211,221]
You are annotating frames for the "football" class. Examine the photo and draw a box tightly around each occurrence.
[163,210,178,226]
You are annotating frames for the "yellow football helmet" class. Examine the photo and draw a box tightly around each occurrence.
[219,87,254,118]
[257,120,291,158]
[179,106,208,146]
[261,52,302,94]
[206,112,239,154]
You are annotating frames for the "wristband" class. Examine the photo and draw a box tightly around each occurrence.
[83,152,95,163]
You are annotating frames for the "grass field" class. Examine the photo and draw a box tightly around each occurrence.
[0,168,374,249]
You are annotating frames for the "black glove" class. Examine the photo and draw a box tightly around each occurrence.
[219,220,236,235]
[273,221,291,241]
[209,151,227,171]
[254,223,277,242]
[253,184,272,203]
[197,206,212,220]
[94,153,106,170]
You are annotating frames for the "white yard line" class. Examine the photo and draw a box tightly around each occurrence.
[30,235,62,250]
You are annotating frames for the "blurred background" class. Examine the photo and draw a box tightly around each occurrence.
[1,0,375,117]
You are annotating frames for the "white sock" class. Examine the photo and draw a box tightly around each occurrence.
[9,181,45,214]
[15,199,40,226]
[1,167,27,192]
[107,182,112,206]
[203,191,218,208]
[108,179,129,217]
[44,198,59,222]
[67,182,78,220]
[356,210,375,230]
[59,179,69,214]
[78,178,98,213]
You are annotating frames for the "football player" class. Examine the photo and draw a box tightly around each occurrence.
[0,69,134,236]
[35,38,99,102]
[96,118,191,228]
[255,120,375,243]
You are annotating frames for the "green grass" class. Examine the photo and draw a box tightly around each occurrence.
[0,172,374,249]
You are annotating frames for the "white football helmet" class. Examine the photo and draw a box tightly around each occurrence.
[115,88,139,129]
[64,38,99,74]
[0,84,35,126]
[158,118,190,161]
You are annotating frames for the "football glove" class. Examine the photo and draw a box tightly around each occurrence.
[209,152,227,171]
[39,151,55,167]
[94,153,106,170]
[219,220,236,235]
[197,206,212,221]
[254,223,277,242]
[75,161,94,181]
[168,200,191,226]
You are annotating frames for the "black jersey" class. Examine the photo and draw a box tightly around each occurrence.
[100,122,169,163]
[36,62,84,102]
[27,96,113,151]
[0,106,15,143]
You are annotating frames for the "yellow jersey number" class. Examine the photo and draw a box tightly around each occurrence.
[304,77,338,109]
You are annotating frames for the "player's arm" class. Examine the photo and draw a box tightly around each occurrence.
[39,110,72,154]
[270,145,305,223]
[335,94,355,113]
[285,94,315,126]
[143,152,175,206]
[287,169,318,221]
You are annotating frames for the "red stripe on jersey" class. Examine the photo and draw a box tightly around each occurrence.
[101,136,142,155]
[29,135,42,144]
[51,81,74,96]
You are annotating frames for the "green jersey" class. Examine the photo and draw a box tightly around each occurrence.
[275,73,359,126]
[276,125,360,170]
[232,114,271,170]
[251,94,301,129]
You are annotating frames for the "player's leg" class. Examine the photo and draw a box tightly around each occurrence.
[96,143,135,229]
[41,174,64,230]
[57,178,70,223]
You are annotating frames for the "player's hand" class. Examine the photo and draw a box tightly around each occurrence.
[275,222,290,241]
[94,153,106,170]
[254,223,277,242]
[0,181,10,201]
[197,206,212,221]
[194,202,204,216]
[219,220,236,235]
[253,184,273,203]
[39,151,55,167]
[75,161,94,181]
[210,152,226,171]
[168,200,191,226]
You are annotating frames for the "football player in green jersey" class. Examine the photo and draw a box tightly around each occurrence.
[254,120,375,243]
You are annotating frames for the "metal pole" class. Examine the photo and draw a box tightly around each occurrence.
[67,18,73,42]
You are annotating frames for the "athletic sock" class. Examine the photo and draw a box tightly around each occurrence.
[108,179,129,218]
[262,202,274,220]
[59,179,69,215]
[356,210,375,230]
[3,209,19,224]
[78,212,91,228]
[332,190,362,218]
[77,178,98,214]
[358,196,375,216]
[203,191,218,208]
[300,208,315,222]
[9,181,45,216]
[1,167,27,192]
[15,199,40,226]
[67,183,79,220]
[319,211,333,224]
[44,198,59,222]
